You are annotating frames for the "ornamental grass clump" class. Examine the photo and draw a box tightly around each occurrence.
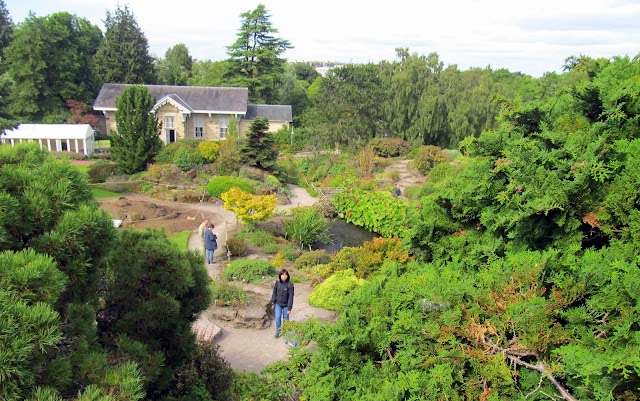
[284,207,331,247]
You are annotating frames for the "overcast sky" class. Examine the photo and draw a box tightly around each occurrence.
[6,0,640,77]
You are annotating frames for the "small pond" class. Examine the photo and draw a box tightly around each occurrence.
[313,219,378,253]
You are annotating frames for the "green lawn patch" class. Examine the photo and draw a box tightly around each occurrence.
[74,165,91,175]
[169,230,191,252]
[92,188,121,199]
[95,140,111,149]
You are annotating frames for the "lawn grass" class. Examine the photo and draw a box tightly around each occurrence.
[75,165,91,175]
[95,140,111,149]
[170,230,191,252]
[92,188,121,199]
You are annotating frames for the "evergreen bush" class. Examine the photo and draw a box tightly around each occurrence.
[174,146,204,171]
[87,161,119,183]
[412,145,450,174]
[308,269,364,310]
[170,341,233,401]
[209,282,250,306]
[223,259,276,283]
[235,229,276,248]
[368,137,410,157]
[224,238,248,257]
[206,176,254,198]
[280,244,301,261]
[294,250,331,270]
[155,141,183,164]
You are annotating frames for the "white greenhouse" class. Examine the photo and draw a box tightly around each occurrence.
[1,124,95,155]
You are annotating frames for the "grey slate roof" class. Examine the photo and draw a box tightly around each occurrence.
[93,83,248,113]
[244,104,293,122]
[164,94,193,112]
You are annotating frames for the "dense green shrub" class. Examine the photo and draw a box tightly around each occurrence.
[87,161,119,183]
[274,156,300,185]
[153,139,199,165]
[174,146,204,171]
[284,207,331,246]
[412,145,449,174]
[262,242,280,254]
[299,154,353,183]
[368,137,410,157]
[333,189,409,238]
[224,238,248,257]
[313,198,338,218]
[197,141,220,162]
[235,229,276,248]
[154,141,183,164]
[308,269,364,311]
[223,259,276,283]
[294,250,331,270]
[239,165,266,181]
[206,176,254,198]
[209,282,250,306]
[170,341,233,401]
[280,244,300,261]
[214,139,241,175]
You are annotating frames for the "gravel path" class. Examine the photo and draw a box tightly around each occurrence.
[184,184,337,372]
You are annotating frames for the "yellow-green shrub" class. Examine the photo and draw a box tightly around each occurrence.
[198,141,220,162]
[308,269,364,311]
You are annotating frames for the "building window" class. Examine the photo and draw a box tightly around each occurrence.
[194,116,204,139]
[218,116,229,140]
[164,115,176,143]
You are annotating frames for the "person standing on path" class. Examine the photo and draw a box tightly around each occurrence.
[204,224,218,264]
[198,218,210,254]
[270,269,294,340]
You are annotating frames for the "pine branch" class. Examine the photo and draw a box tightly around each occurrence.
[484,339,577,401]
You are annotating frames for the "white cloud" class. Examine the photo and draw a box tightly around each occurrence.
[7,0,640,76]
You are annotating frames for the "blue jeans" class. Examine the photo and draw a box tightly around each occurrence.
[206,249,214,264]
[274,304,289,337]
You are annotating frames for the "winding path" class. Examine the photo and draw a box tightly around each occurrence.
[185,184,336,372]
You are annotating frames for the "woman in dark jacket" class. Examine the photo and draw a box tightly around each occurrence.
[271,268,294,339]
[204,224,217,264]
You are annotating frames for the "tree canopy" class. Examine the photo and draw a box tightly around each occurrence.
[225,3,292,103]
[0,143,228,400]
[157,43,193,86]
[94,5,155,84]
[235,54,640,401]
[4,11,102,122]
[0,0,13,57]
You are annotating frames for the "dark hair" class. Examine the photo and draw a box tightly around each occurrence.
[278,268,290,282]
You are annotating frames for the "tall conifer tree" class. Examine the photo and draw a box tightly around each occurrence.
[226,4,292,103]
[94,5,156,84]
[239,116,277,170]
[0,0,13,59]
[111,86,161,173]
